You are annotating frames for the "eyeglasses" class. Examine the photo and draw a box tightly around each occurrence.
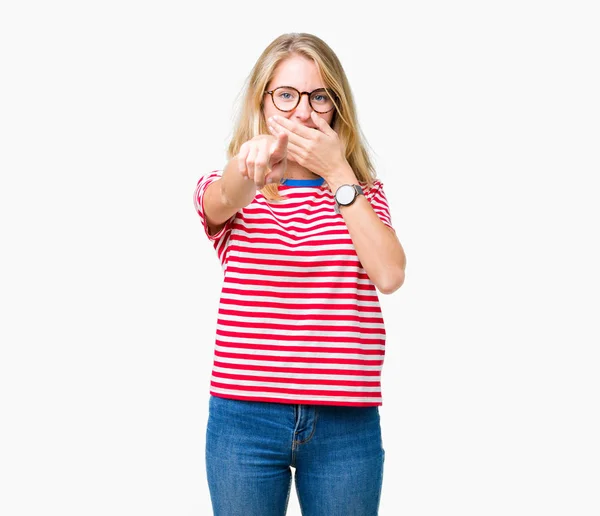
[264,86,336,114]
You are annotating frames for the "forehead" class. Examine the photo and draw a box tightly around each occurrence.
[269,54,325,90]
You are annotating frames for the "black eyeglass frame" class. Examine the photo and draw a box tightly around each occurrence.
[264,86,337,114]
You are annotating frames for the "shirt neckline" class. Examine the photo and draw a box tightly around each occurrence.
[280,177,325,187]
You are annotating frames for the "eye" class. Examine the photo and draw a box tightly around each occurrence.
[274,87,299,102]
[311,90,332,104]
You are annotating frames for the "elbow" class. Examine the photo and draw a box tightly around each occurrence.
[376,269,405,295]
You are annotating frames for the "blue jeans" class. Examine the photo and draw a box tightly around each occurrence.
[205,394,385,515]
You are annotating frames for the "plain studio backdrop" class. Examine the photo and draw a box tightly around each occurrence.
[1,1,598,515]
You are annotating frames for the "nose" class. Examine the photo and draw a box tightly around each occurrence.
[293,93,313,122]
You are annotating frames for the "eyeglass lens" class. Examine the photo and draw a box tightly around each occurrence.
[270,87,334,113]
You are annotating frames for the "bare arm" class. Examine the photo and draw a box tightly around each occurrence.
[203,133,288,235]
[329,166,406,295]
[202,159,256,235]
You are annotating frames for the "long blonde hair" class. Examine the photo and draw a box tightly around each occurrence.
[227,33,376,200]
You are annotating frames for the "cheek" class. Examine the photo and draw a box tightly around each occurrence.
[319,112,335,127]
[263,103,293,122]
[262,104,276,120]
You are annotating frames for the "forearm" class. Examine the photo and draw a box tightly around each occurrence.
[329,168,406,295]
[202,157,256,231]
[220,156,258,210]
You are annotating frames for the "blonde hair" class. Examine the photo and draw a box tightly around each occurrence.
[227,33,376,200]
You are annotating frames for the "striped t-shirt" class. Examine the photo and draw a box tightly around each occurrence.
[194,171,395,406]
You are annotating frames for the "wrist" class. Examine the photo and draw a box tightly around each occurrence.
[327,163,358,193]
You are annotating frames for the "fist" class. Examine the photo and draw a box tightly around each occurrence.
[238,133,288,189]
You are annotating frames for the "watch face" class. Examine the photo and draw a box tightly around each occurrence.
[336,185,355,205]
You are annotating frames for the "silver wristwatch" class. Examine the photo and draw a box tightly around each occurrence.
[334,184,364,214]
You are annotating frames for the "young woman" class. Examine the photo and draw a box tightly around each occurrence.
[194,32,406,516]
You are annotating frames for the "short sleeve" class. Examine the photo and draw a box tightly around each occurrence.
[193,170,236,252]
[364,180,395,231]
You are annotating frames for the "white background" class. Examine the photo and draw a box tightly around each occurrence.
[1,1,599,515]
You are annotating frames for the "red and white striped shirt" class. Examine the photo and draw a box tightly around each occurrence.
[194,171,394,406]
